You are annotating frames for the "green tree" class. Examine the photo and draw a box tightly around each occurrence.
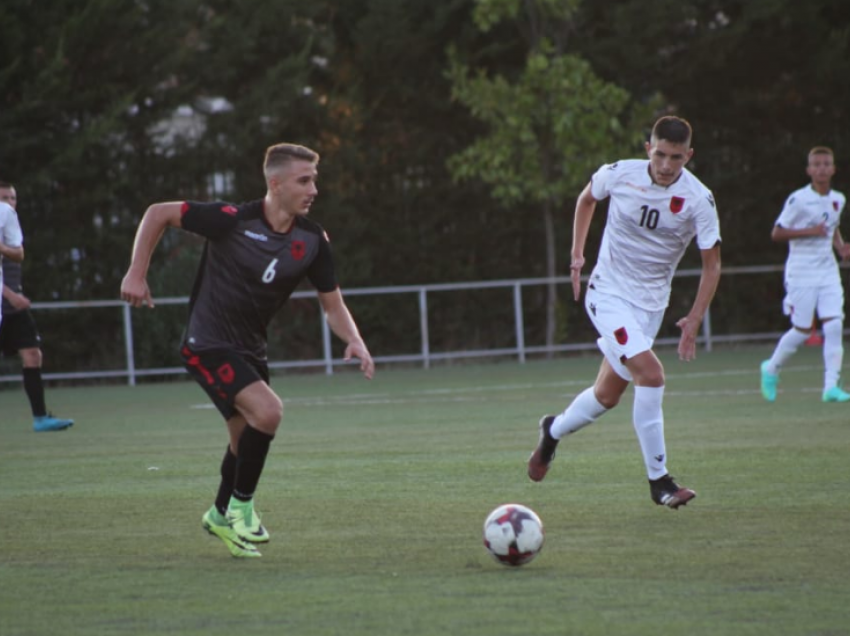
[446,0,652,348]
[321,0,530,357]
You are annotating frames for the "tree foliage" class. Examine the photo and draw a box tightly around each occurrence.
[446,0,654,346]
[1,0,850,375]
[447,47,642,205]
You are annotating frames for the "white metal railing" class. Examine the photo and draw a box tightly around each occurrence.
[0,265,794,385]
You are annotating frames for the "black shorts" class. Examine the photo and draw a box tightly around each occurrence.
[180,344,270,420]
[0,310,42,357]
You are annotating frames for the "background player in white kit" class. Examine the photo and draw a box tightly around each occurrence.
[760,147,850,403]
[528,116,721,509]
[0,182,74,432]
[0,197,25,325]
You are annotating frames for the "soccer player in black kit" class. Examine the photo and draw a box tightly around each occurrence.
[121,143,374,557]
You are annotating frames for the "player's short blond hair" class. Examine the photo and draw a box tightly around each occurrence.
[263,143,320,179]
[808,146,834,158]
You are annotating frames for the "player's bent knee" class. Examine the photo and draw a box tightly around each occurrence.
[594,383,626,409]
[597,394,621,410]
[20,348,42,367]
[252,397,283,432]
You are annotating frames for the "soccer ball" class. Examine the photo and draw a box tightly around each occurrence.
[483,503,544,566]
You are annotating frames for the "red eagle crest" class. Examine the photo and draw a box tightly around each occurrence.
[670,196,685,214]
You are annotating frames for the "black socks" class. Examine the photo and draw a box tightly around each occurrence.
[232,426,274,502]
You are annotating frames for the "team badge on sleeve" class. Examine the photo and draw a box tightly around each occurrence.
[670,196,685,214]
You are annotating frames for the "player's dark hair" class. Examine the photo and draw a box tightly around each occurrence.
[264,143,319,178]
[651,116,692,146]
[0,180,13,189]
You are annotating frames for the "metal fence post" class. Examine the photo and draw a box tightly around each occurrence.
[321,311,333,375]
[513,283,526,363]
[419,288,430,369]
[122,303,136,387]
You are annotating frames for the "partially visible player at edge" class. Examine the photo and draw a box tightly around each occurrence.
[121,143,375,558]
[1,181,75,432]
[528,116,721,509]
[760,146,850,403]
[0,193,25,323]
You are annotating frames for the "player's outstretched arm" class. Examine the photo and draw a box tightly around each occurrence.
[3,284,30,310]
[318,288,375,379]
[570,183,597,301]
[832,228,850,261]
[771,222,828,242]
[675,243,721,361]
[120,202,184,308]
[0,241,23,263]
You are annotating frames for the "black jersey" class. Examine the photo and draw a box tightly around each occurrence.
[180,199,338,362]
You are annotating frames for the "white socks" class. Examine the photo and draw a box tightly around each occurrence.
[767,322,844,390]
[822,319,844,389]
[551,387,607,439]
[633,385,667,480]
[551,384,668,480]
[766,328,809,374]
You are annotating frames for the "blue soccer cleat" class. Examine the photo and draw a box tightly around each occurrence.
[760,360,778,402]
[822,386,850,403]
[33,414,74,432]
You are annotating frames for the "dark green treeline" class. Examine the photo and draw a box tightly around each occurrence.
[1,0,848,375]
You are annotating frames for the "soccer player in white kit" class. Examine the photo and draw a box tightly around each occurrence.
[760,147,850,403]
[0,199,25,326]
[528,116,722,509]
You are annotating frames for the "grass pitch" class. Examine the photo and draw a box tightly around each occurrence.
[1,346,848,636]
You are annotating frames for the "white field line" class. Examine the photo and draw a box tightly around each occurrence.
[191,364,824,409]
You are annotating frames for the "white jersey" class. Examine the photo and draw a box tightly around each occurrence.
[0,201,24,321]
[587,159,721,312]
[774,184,846,288]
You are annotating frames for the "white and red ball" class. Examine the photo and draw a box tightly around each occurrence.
[483,503,544,566]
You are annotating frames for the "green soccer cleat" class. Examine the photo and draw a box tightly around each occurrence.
[760,360,778,402]
[226,500,270,544]
[202,506,261,558]
[243,507,271,543]
[822,386,850,403]
[202,506,228,533]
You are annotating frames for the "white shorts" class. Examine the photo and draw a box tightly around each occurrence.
[585,287,665,382]
[783,284,844,329]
